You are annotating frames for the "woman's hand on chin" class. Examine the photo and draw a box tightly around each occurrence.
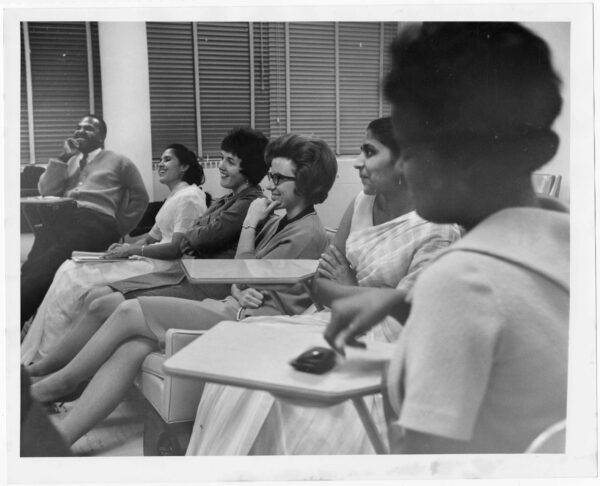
[244,198,280,227]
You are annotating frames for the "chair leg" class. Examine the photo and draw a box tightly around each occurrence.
[143,405,193,456]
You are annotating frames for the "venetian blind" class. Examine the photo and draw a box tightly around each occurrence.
[381,22,399,117]
[288,22,336,149]
[147,22,197,158]
[266,22,287,139]
[90,22,103,118]
[28,22,92,163]
[339,22,385,155]
[196,22,251,155]
[252,22,271,137]
[20,25,30,163]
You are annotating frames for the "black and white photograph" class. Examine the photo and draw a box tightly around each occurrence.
[2,1,597,484]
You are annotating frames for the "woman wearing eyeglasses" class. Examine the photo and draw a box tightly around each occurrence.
[30,133,338,446]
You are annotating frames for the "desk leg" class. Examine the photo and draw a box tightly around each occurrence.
[352,397,388,454]
[301,279,324,312]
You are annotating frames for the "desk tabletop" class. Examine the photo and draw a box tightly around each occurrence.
[164,320,394,405]
[20,196,74,205]
[181,259,319,285]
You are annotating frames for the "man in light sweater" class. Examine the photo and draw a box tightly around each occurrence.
[21,114,149,328]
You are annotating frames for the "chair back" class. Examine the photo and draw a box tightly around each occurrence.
[525,419,566,453]
[21,165,46,197]
[532,173,562,197]
[128,200,164,237]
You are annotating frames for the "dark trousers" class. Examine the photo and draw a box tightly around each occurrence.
[21,206,120,327]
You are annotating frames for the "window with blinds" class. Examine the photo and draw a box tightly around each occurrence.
[265,22,287,139]
[339,22,383,155]
[288,22,337,147]
[147,22,197,157]
[89,23,103,119]
[21,21,398,164]
[382,22,401,117]
[29,22,91,162]
[20,25,29,163]
[196,22,252,156]
[20,22,102,165]
[145,21,399,158]
[252,22,272,137]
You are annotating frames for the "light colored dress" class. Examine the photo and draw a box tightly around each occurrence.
[21,183,207,364]
[386,205,569,453]
[185,191,461,455]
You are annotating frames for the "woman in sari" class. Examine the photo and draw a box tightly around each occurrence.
[184,117,461,455]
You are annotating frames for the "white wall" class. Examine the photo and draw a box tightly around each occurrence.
[98,22,154,200]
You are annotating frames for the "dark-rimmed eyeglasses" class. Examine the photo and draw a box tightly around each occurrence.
[267,172,297,186]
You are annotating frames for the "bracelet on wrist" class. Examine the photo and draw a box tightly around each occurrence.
[242,224,256,230]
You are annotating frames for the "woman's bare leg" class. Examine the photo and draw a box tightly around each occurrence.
[30,299,155,403]
[57,337,157,445]
[26,286,125,377]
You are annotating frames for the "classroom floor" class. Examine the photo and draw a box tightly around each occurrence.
[21,232,147,457]
[47,387,147,456]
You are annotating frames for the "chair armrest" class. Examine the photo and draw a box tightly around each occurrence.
[164,328,206,356]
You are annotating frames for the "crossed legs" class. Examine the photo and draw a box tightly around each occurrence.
[29,299,158,444]
[26,286,125,377]
[29,296,236,445]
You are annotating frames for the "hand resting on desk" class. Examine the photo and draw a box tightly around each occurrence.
[325,287,409,355]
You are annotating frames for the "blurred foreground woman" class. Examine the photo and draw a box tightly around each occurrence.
[326,22,569,454]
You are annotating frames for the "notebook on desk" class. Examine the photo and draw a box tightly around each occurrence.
[71,251,129,263]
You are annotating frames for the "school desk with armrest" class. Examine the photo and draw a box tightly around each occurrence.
[164,320,394,454]
[20,196,77,235]
[135,258,320,455]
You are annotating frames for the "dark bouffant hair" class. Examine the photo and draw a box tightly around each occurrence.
[383,22,562,172]
[367,117,400,158]
[165,144,211,206]
[264,133,337,205]
[165,143,205,186]
[221,128,269,185]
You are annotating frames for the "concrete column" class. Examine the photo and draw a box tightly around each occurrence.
[98,22,154,199]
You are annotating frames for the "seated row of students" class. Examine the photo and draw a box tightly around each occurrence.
[22,20,569,455]
[26,117,460,450]
[22,128,269,366]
